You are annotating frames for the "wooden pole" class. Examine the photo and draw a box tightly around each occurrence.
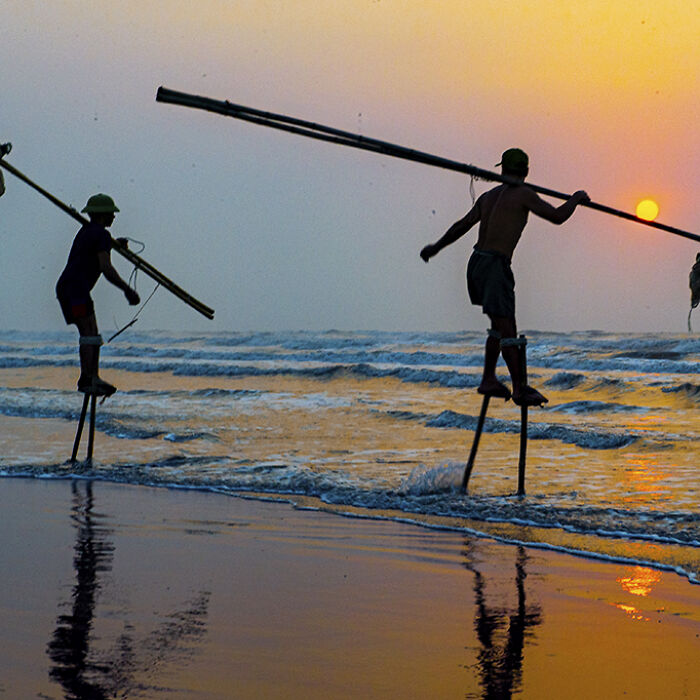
[461,394,490,493]
[0,157,215,319]
[71,393,90,462]
[156,86,700,244]
[517,335,528,497]
[86,394,97,463]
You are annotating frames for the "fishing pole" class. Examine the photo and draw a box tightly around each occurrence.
[156,86,699,244]
[0,151,215,319]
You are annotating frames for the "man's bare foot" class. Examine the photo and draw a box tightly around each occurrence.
[78,376,117,397]
[477,379,512,401]
[512,385,548,407]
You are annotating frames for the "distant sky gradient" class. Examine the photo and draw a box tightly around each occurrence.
[1,1,698,333]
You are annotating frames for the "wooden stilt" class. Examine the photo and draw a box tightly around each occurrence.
[517,335,528,497]
[71,393,90,462]
[86,394,97,464]
[70,391,98,464]
[462,333,530,496]
[461,394,490,494]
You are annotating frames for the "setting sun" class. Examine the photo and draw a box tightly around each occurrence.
[636,199,659,221]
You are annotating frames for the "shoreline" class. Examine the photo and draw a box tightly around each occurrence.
[3,463,698,587]
[1,477,698,698]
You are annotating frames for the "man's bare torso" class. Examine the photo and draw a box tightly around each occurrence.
[474,184,530,259]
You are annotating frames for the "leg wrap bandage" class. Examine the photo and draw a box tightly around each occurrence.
[488,328,502,340]
[79,335,103,346]
[500,336,527,348]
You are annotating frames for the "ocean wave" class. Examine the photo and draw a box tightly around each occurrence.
[2,330,699,386]
[662,383,700,402]
[544,372,586,389]
[533,354,699,375]
[0,356,75,369]
[124,387,262,399]
[544,401,647,415]
[197,329,475,351]
[0,395,214,443]
[165,360,484,388]
[391,408,638,449]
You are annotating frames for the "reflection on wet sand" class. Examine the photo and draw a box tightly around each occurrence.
[46,481,210,699]
[617,566,662,598]
[613,565,663,622]
[463,544,542,699]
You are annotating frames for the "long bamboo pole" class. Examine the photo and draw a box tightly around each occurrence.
[156,86,699,244]
[0,156,215,319]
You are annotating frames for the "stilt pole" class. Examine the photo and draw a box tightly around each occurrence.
[71,393,90,462]
[517,335,528,496]
[70,392,98,464]
[86,394,97,464]
[461,394,490,493]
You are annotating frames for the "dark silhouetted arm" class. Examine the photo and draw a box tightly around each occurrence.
[421,200,481,262]
[98,250,140,304]
[523,188,589,224]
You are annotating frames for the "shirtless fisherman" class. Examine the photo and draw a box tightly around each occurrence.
[56,193,140,396]
[420,148,589,406]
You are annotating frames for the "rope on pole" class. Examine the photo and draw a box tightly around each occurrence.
[156,86,699,244]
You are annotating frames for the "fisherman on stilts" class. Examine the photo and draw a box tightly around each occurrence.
[56,194,140,396]
[420,148,589,406]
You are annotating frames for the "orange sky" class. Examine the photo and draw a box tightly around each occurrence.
[1,1,698,331]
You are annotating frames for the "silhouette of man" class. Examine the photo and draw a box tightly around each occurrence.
[56,194,140,396]
[420,148,589,406]
[0,141,9,196]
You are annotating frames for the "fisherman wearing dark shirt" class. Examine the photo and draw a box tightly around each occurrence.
[420,148,589,406]
[56,194,139,395]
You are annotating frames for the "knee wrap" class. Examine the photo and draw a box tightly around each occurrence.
[79,335,103,346]
[500,335,527,348]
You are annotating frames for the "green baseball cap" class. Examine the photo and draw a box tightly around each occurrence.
[81,193,120,214]
[496,148,529,174]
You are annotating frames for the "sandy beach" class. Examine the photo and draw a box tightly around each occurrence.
[0,477,697,699]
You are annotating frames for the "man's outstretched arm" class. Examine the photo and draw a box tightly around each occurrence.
[523,188,589,224]
[420,203,481,262]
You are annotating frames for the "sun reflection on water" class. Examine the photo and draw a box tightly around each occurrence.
[614,603,650,622]
[613,566,663,623]
[621,455,672,506]
[617,566,663,597]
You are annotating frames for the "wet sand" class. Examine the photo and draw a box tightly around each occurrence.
[0,477,698,699]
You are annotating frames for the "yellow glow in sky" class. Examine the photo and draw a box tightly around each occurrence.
[636,199,660,221]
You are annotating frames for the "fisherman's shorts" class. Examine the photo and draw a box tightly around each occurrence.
[466,249,515,318]
[57,289,95,325]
